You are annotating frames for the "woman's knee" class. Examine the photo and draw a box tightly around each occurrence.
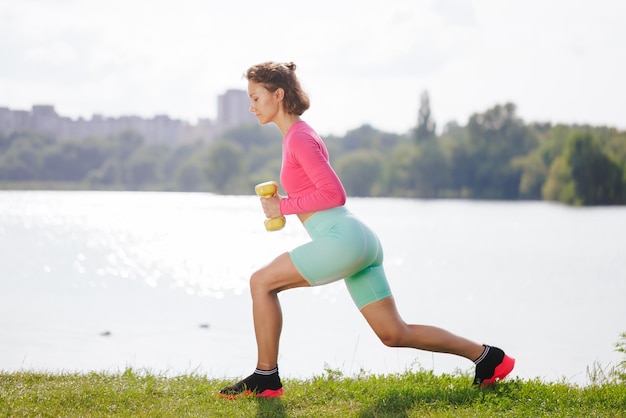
[249,268,272,295]
[361,297,408,347]
[375,323,408,347]
[249,265,289,296]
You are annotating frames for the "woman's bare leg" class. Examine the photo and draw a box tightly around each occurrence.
[219,252,308,398]
[360,296,484,361]
[249,252,310,370]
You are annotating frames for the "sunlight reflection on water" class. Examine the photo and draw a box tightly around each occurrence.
[4,191,310,298]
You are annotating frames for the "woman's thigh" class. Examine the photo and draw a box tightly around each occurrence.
[359,296,406,339]
[252,252,311,293]
[290,215,381,286]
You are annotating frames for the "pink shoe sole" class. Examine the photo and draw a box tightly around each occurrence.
[480,354,515,387]
[256,387,284,398]
[218,387,284,400]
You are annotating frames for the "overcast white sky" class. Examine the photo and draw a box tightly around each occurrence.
[1,0,624,136]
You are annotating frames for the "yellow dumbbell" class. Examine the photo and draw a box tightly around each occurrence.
[255,181,286,231]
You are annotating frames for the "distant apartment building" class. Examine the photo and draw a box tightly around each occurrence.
[0,89,255,146]
[217,89,256,130]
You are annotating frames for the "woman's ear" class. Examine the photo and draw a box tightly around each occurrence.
[274,88,285,102]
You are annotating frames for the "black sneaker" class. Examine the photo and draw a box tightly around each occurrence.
[473,346,515,387]
[219,372,284,399]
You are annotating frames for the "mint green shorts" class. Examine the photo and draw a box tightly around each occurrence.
[289,206,392,309]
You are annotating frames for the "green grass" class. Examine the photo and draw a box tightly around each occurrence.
[1,368,625,417]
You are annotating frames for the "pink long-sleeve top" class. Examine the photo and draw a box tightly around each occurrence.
[279,121,346,215]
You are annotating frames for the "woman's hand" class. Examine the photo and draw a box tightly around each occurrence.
[260,194,282,219]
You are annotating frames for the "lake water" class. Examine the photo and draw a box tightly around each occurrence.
[1,191,625,386]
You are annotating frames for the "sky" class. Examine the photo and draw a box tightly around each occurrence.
[1,0,625,136]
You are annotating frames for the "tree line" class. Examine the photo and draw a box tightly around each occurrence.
[1,101,625,206]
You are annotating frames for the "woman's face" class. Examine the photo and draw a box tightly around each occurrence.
[248,80,281,125]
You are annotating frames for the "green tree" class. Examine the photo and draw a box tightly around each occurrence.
[387,143,421,197]
[41,139,110,181]
[0,153,37,180]
[219,123,280,152]
[205,141,244,193]
[247,157,282,193]
[512,152,548,199]
[169,143,212,192]
[542,132,625,205]
[175,160,206,192]
[125,146,167,189]
[113,130,144,159]
[85,132,145,188]
[162,142,202,187]
[460,103,538,199]
[0,133,47,180]
[86,159,124,188]
[340,125,378,153]
[413,138,449,198]
[339,124,404,154]
[245,144,282,176]
[413,91,436,142]
[564,132,624,205]
[542,156,577,204]
[335,150,384,196]
[0,132,14,152]
[515,124,587,200]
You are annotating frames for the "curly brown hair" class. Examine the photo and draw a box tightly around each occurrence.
[245,62,310,116]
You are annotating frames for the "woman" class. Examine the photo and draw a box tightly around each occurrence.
[219,62,514,398]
